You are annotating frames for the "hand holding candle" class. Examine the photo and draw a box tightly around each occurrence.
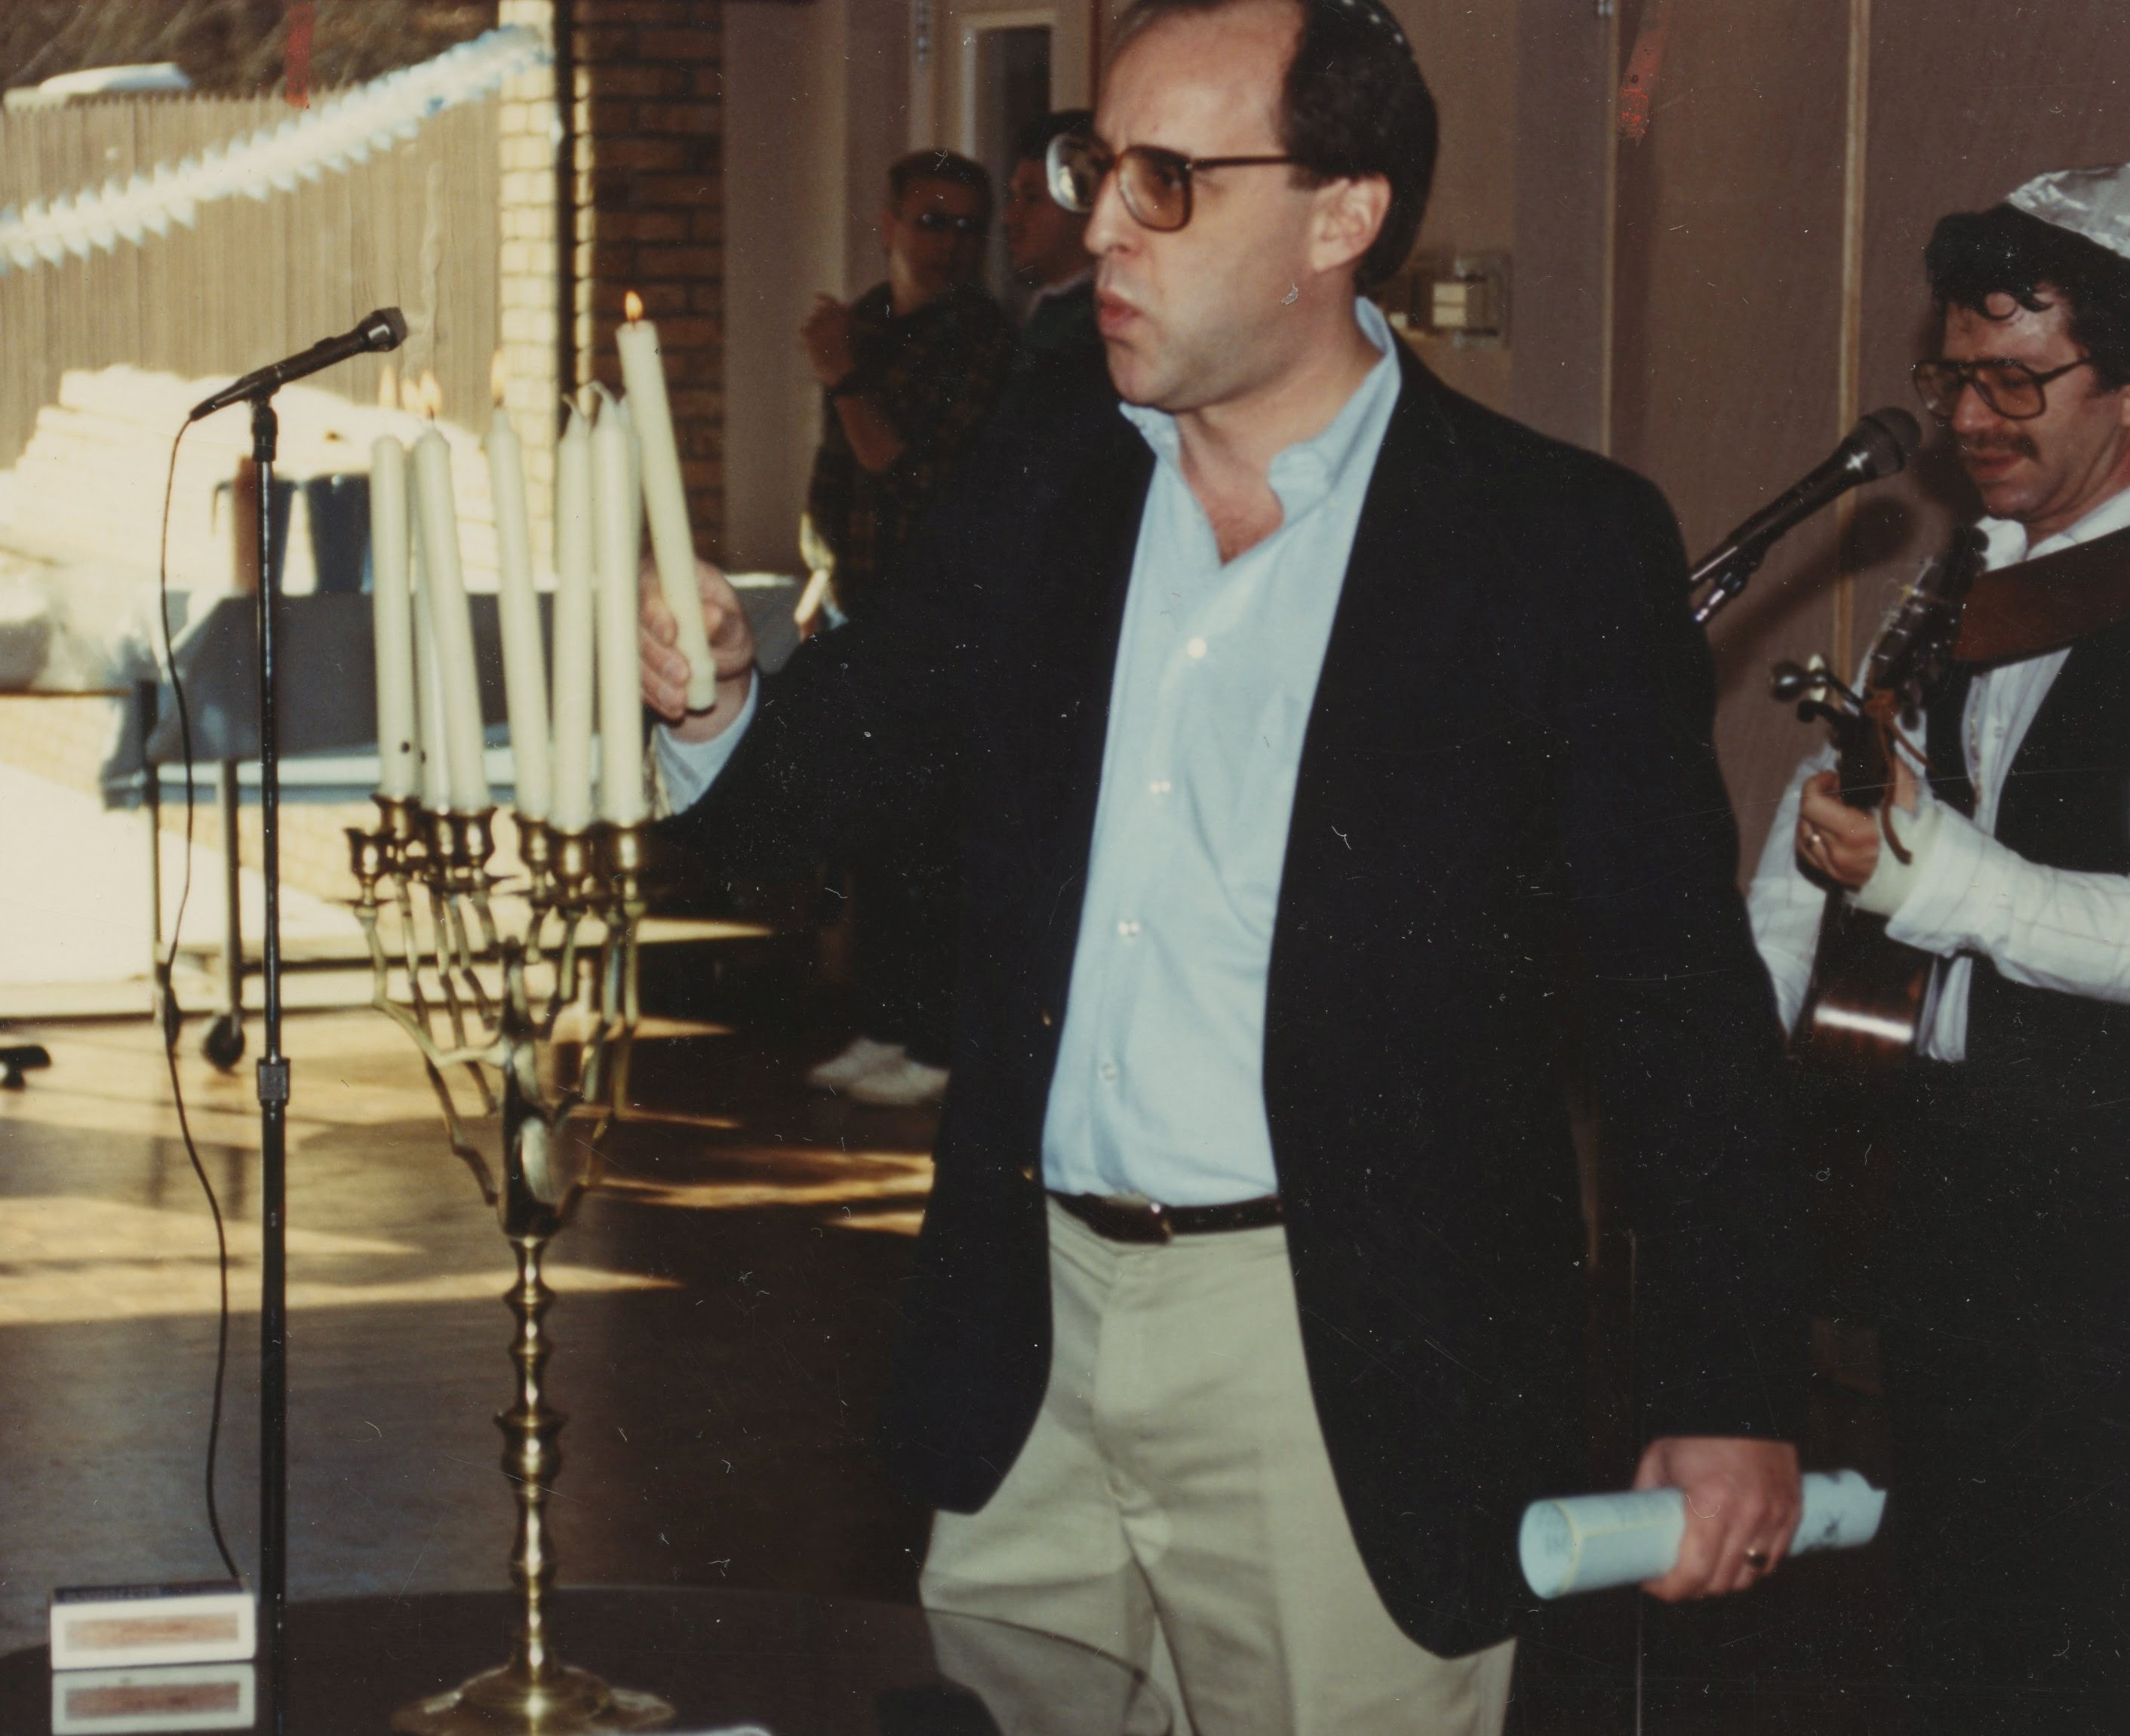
[616,292,717,711]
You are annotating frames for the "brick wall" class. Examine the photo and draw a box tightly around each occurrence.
[573,0,724,555]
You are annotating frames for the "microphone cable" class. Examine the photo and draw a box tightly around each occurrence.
[155,421,242,1585]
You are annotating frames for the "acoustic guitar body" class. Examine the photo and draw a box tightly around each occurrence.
[1793,892,1935,1071]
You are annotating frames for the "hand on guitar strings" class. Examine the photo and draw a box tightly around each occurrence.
[1797,754,1920,892]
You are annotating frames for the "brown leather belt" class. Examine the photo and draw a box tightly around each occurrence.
[1050,1191,1283,1245]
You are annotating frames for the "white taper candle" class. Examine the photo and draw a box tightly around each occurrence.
[484,379,552,821]
[615,303,715,710]
[367,437,417,800]
[592,394,647,825]
[410,422,492,813]
[550,404,596,834]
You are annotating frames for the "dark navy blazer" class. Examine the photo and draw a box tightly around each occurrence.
[663,345,1804,1655]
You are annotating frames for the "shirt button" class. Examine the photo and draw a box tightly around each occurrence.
[1186,636,1208,660]
[1099,1062,1120,1081]
[1116,919,1141,939]
[1148,779,1173,796]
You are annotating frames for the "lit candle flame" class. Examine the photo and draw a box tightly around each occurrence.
[419,371,443,421]
[490,349,508,408]
[399,376,423,416]
[377,361,399,409]
[624,290,644,324]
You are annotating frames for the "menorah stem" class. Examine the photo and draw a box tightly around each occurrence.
[426,884,474,1052]
[444,893,495,1026]
[391,877,435,1034]
[501,1231,562,1688]
[552,912,585,1026]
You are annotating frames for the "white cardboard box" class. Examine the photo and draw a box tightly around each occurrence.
[49,1583,257,1672]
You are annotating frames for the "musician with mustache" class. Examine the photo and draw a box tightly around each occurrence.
[1750,167,2130,1725]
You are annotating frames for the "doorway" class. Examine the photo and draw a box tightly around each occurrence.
[964,19,1053,303]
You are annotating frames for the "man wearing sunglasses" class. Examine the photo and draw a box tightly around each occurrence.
[647,0,1802,1726]
[798,149,1016,1109]
[1749,171,2130,1727]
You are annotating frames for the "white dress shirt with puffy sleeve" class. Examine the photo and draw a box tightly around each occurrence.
[660,297,1404,1205]
[1748,483,2130,1058]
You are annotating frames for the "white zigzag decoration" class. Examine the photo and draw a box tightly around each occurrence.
[0,26,550,276]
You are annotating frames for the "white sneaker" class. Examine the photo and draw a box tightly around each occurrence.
[847,1055,951,1108]
[805,1035,906,1092]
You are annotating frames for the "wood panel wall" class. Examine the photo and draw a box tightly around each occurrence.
[1606,0,1854,865]
[1584,0,2130,872]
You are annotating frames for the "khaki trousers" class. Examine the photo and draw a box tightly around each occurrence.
[921,1200,1516,1736]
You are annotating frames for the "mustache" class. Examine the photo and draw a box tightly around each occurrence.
[1957,433,2039,462]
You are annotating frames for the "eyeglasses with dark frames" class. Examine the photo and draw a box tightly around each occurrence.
[1911,355,2095,423]
[1046,131,1296,234]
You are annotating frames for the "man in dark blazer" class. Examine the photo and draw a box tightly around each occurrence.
[644,0,1803,1726]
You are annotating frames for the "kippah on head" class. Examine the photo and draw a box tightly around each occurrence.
[2006,161,2130,263]
[1312,0,1410,54]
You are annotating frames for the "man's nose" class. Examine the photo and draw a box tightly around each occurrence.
[1082,164,1133,256]
[1949,375,2001,435]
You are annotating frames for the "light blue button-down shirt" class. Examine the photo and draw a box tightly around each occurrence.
[659,298,1403,1207]
[1043,298,1403,1204]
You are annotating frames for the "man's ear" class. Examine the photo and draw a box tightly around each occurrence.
[1308,174,1391,278]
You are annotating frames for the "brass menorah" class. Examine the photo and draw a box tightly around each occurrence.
[346,795,672,1735]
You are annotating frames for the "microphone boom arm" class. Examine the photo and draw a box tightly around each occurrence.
[1686,406,1921,626]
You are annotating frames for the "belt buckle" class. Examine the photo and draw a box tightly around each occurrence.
[1110,1197,1172,1245]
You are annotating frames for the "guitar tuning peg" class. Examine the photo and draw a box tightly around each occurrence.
[1769,659,1818,702]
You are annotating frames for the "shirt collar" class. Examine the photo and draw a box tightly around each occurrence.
[1978,480,2130,567]
[1119,297,1403,524]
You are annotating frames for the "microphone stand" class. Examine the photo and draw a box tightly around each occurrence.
[246,390,291,1734]
[1689,539,1778,625]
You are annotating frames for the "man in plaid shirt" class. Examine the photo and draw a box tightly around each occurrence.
[804,150,1017,620]
[798,149,1015,1107]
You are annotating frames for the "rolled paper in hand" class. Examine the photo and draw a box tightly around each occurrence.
[615,300,715,711]
[1518,1469,1886,1599]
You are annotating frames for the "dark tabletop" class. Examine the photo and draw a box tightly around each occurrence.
[4,1587,1173,1735]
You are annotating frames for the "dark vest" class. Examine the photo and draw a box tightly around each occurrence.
[1926,618,2130,1101]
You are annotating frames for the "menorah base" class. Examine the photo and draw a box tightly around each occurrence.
[391,1661,674,1734]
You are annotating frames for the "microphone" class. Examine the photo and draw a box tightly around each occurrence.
[1689,407,1922,622]
[189,308,408,422]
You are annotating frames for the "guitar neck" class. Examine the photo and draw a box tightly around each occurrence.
[1833,713,1889,811]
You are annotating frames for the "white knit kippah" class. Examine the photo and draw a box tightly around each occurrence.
[2006,162,2130,262]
